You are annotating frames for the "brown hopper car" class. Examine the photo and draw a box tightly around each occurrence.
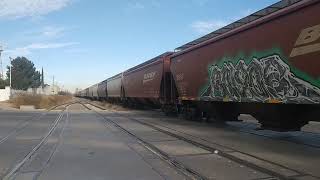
[170,0,320,130]
[77,0,320,131]
[122,52,173,107]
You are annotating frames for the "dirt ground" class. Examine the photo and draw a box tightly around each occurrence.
[0,101,18,111]
[91,100,129,111]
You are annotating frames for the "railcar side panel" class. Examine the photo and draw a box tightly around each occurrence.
[123,60,163,99]
[171,1,320,105]
[97,81,107,98]
[88,86,93,98]
[107,75,122,98]
[85,88,89,98]
[92,84,99,98]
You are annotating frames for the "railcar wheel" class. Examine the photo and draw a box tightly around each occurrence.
[254,108,308,131]
[211,105,239,122]
[181,105,201,121]
[162,105,177,116]
[214,111,239,122]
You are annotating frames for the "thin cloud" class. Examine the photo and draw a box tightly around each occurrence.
[191,8,258,35]
[125,1,162,12]
[21,25,73,40]
[231,8,255,21]
[4,42,78,56]
[191,0,209,6]
[241,8,255,17]
[191,20,229,34]
[42,26,66,38]
[0,0,72,19]
[24,42,78,49]
[64,48,87,54]
[127,2,145,10]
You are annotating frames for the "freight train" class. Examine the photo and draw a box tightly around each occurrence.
[76,0,320,131]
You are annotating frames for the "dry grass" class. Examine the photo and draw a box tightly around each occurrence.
[9,95,72,109]
[92,101,128,111]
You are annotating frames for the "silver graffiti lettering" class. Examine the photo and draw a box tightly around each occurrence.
[201,55,320,104]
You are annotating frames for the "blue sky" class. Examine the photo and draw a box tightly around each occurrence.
[0,0,278,92]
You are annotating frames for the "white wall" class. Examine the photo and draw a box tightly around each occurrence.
[3,85,61,100]
[25,85,60,95]
[0,86,11,101]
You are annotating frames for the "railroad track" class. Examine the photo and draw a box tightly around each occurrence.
[80,102,205,180]
[0,102,75,147]
[139,115,320,149]
[153,113,320,149]
[0,102,74,180]
[225,121,320,149]
[0,100,84,145]
[83,101,320,180]
[83,100,320,148]
[83,102,281,179]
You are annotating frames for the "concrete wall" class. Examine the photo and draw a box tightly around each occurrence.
[1,85,61,101]
[30,85,60,95]
[11,85,61,98]
[0,86,11,101]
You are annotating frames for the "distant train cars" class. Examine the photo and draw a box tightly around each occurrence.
[122,52,173,107]
[97,80,107,100]
[76,0,320,131]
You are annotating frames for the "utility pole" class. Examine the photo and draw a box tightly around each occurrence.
[52,76,55,94]
[9,57,13,88]
[41,67,44,88]
[0,46,3,80]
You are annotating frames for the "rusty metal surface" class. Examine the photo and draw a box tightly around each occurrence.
[175,0,310,51]
[123,53,172,99]
[123,60,163,98]
[170,1,320,104]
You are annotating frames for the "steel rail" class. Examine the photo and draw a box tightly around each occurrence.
[2,102,74,180]
[83,101,320,180]
[81,102,206,180]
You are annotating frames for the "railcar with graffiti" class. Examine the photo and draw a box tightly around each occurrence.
[79,0,320,131]
[201,54,320,104]
[170,0,320,131]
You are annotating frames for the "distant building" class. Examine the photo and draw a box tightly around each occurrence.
[26,84,60,95]
[50,84,60,95]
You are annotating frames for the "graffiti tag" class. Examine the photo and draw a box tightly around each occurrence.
[201,55,320,104]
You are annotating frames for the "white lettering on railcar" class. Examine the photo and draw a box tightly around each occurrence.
[143,71,156,84]
[290,24,320,57]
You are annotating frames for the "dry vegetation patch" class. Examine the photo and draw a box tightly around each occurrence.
[9,95,72,109]
[92,101,128,111]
